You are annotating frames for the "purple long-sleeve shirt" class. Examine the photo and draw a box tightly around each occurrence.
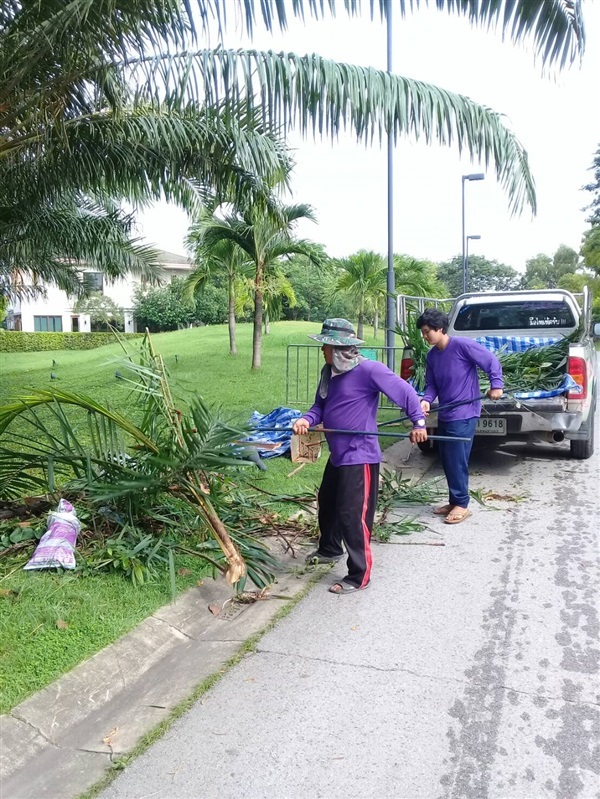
[303,360,425,467]
[422,337,503,421]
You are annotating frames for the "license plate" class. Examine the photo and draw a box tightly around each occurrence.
[476,417,506,436]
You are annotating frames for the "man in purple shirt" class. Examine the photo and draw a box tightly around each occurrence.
[292,319,427,595]
[416,308,503,524]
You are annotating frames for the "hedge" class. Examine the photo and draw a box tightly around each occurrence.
[0,331,143,353]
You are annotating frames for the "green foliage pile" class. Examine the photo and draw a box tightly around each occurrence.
[400,332,571,395]
[395,313,432,392]
[490,337,570,392]
[0,332,142,352]
[374,469,444,542]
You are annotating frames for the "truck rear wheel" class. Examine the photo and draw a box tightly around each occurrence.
[570,403,595,460]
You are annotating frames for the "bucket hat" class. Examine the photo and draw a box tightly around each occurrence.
[308,318,365,346]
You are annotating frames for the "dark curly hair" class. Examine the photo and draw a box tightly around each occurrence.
[416,308,449,333]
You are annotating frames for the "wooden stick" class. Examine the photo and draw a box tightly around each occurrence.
[287,463,307,478]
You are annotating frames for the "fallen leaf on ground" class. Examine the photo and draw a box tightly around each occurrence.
[177,568,192,576]
[208,603,222,616]
[102,727,119,745]
[55,619,68,629]
[485,492,524,502]
[0,588,18,599]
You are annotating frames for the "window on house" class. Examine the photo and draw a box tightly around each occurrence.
[34,316,63,332]
[84,272,104,293]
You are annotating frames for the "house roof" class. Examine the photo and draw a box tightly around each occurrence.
[156,250,190,265]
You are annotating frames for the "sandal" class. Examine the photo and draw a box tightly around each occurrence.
[328,580,370,595]
[433,504,454,516]
[304,550,342,565]
[444,508,472,525]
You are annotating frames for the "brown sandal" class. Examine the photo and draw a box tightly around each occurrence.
[433,504,454,516]
[444,508,472,525]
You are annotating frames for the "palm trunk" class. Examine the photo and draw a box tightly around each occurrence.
[228,277,236,356]
[357,300,365,341]
[264,309,270,335]
[373,309,378,339]
[252,262,263,369]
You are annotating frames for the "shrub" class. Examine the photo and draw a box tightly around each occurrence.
[0,332,142,352]
[194,284,228,325]
[72,292,125,330]
[133,279,195,331]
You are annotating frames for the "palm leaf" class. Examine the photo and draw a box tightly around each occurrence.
[134,48,537,214]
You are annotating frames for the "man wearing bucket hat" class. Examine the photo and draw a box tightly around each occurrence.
[292,318,427,595]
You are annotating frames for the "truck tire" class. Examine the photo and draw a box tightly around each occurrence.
[570,403,595,460]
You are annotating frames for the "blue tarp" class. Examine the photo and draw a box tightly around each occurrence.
[475,335,563,352]
[513,374,581,399]
[244,406,303,459]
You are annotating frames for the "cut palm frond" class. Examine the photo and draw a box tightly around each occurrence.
[0,335,273,584]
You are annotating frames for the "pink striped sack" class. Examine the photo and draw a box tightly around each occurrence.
[23,499,81,571]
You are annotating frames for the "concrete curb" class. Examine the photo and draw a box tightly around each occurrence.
[0,541,324,799]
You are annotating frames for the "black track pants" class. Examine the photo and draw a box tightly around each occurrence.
[317,460,380,588]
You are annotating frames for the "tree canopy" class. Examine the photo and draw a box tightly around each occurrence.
[581,145,600,274]
[436,255,520,295]
[522,245,579,289]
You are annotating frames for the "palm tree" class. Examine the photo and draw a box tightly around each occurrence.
[185,221,248,356]
[335,250,387,340]
[260,266,298,334]
[0,0,292,297]
[1,2,586,294]
[0,198,162,300]
[394,255,447,298]
[198,202,324,368]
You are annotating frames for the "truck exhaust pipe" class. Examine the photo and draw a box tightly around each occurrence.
[533,431,565,444]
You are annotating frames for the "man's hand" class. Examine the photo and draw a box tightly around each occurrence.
[410,427,428,444]
[292,417,310,435]
[420,400,431,416]
[487,388,503,401]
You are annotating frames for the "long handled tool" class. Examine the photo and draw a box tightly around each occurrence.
[378,386,525,429]
[252,427,471,442]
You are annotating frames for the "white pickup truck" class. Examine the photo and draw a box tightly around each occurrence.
[397,288,599,459]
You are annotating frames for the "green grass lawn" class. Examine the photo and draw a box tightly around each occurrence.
[0,321,406,712]
[0,555,208,714]
[0,321,398,496]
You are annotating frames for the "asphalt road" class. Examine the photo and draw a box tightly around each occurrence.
[101,398,599,799]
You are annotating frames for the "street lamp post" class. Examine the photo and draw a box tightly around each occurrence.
[461,173,484,294]
[465,234,481,293]
[385,5,395,370]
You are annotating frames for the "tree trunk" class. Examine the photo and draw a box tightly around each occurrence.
[252,262,263,369]
[228,277,236,356]
[373,310,378,340]
[264,309,270,335]
[357,302,365,341]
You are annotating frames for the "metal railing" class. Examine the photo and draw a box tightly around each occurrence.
[286,344,406,409]
[396,294,454,330]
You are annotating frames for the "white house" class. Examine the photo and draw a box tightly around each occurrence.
[6,250,192,333]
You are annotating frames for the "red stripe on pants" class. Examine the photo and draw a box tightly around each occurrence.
[359,464,373,588]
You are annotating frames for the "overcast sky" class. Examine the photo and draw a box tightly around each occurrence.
[135,2,600,274]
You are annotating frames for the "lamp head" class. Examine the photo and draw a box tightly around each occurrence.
[463,173,485,182]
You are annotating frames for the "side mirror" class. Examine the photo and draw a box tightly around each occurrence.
[594,323,600,338]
